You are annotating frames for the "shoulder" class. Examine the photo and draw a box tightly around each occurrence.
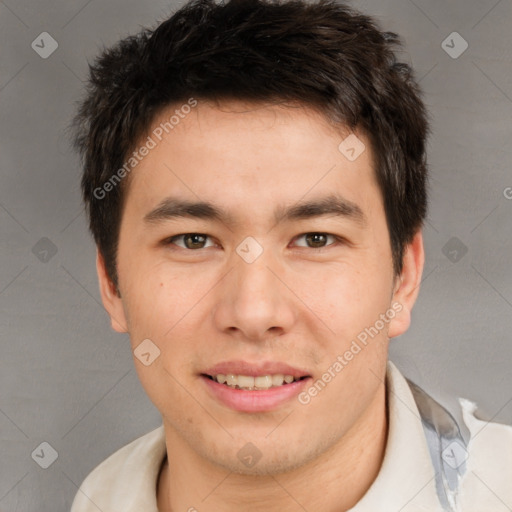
[459,398,512,510]
[70,424,166,512]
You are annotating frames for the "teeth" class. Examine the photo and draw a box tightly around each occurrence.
[213,373,301,389]
[272,374,284,386]
[238,375,255,388]
[254,375,272,389]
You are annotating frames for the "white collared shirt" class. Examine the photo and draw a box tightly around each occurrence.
[70,361,512,511]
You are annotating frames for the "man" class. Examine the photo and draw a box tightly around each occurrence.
[70,0,512,510]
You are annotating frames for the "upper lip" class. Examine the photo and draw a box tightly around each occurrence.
[203,360,311,378]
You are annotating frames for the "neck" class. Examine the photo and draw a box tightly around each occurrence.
[158,381,388,512]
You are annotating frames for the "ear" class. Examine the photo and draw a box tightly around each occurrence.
[96,248,128,333]
[388,230,424,339]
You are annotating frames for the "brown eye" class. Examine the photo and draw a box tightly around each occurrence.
[167,233,214,250]
[293,233,337,249]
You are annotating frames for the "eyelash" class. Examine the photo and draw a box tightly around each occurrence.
[163,232,344,252]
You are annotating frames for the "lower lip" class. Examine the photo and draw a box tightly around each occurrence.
[201,375,311,413]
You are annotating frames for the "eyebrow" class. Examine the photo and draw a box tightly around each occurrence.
[143,194,366,227]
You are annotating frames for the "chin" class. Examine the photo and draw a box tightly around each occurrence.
[201,435,325,477]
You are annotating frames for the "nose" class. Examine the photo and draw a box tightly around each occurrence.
[212,244,297,343]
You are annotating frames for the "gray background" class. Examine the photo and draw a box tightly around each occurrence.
[0,0,511,510]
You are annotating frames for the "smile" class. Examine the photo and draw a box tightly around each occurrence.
[204,373,308,390]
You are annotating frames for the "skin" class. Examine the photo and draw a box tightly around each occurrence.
[97,99,424,511]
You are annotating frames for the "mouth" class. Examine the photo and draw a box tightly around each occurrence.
[200,361,312,412]
[202,373,309,391]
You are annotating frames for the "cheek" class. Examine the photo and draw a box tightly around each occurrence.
[121,257,185,324]
[296,260,392,332]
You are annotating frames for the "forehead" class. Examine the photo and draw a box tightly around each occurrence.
[149,98,358,150]
[122,99,380,222]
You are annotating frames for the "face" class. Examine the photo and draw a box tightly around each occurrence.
[98,99,422,475]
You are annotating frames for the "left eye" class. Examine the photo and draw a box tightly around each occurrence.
[166,233,216,250]
[292,233,338,249]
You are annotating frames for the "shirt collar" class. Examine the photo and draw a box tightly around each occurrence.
[348,360,444,511]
